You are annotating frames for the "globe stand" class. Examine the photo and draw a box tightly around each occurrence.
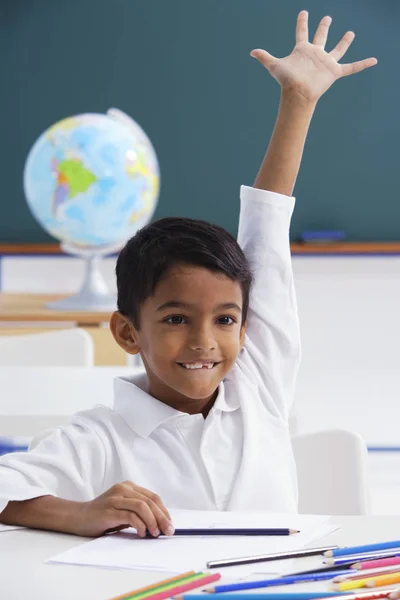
[46,243,121,312]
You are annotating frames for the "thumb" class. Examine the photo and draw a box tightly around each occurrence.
[250,49,277,72]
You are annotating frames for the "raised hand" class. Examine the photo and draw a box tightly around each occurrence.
[251,11,377,103]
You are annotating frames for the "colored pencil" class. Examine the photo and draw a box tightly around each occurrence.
[154,528,299,536]
[207,570,352,593]
[325,551,400,566]
[367,573,400,589]
[334,566,400,583]
[133,573,208,600]
[206,545,338,569]
[325,542,400,558]
[175,593,349,600]
[333,572,400,592]
[354,558,400,571]
[109,572,196,600]
[131,572,221,600]
[134,573,209,600]
[316,591,398,600]
[284,562,361,577]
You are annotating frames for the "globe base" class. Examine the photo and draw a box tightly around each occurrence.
[46,290,116,312]
[46,251,117,312]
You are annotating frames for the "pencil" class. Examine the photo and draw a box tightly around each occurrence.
[109,571,196,600]
[129,572,221,600]
[175,593,349,600]
[367,573,400,589]
[134,573,209,600]
[325,542,400,558]
[354,558,400,571]
[284,562,360,577]
[332,572,400,592]
[325,551,400,566]
[206,545,338,569]
[334,566,400,583]
[156,528,299,536]
[207,571,351,593]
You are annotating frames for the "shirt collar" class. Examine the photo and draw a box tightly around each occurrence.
[113,372,240,438]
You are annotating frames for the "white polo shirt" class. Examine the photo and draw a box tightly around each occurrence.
[0,186,301,515]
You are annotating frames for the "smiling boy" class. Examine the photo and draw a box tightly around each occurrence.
[0,12,376,538]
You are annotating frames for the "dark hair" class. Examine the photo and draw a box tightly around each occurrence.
[116,217,253,328]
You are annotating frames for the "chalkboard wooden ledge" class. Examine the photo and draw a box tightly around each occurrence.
[1,243,400,256]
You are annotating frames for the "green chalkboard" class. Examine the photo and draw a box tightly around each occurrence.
[1,0,398,242]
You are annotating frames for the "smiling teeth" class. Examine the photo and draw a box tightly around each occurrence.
[181,362,214,369]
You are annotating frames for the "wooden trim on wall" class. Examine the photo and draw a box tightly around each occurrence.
[290,242,400,254]
[0,244,62,254]
[1,242,400,256]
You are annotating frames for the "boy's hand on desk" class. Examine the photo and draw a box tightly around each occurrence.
[250,10,377,103]
[76,481,174,538]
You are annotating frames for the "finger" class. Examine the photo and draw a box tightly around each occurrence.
[250,49,277,72]
[313,15,332,48]
[132,485,172,522]
[113,495,161,537]
[296,10,309,44]
[330,31,355,61]
[105,509,148,537]
[145,499,175,536]
[339,57,378,78]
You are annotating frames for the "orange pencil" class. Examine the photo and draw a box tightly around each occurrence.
[109,571,196,600]
[367,573,400,588]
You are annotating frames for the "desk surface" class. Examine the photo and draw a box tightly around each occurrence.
[2,516,400,600]
[0,293,111,324]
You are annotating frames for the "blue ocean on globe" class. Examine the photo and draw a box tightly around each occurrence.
[23,110,160,249]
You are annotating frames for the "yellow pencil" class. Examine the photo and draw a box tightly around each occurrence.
[333,572,400,592]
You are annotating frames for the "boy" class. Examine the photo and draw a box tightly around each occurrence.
[0,12,376,538]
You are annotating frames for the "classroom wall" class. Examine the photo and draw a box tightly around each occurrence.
[2,254,400,446]
[1,0,399,243]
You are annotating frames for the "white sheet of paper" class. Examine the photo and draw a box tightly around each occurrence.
[49,509,338,578]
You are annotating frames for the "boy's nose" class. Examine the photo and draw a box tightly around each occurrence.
[188,327,216,352]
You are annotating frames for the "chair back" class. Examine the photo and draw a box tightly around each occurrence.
[0,366,135,437]
[0,329,94,366]
[292,428,371,515]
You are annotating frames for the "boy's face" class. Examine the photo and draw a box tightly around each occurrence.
[112,264,246,415]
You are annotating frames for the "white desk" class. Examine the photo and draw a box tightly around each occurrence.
[2,516,400,600]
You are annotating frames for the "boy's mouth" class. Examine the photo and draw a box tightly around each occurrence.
[177,361,218,370]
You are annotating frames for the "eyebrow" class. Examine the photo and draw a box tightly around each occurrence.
[156,301,242,313]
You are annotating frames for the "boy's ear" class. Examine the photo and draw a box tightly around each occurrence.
[110,312,141,355]
[240,322,246,348]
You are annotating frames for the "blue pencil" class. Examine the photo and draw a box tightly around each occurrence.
[207,570,352,593]
[177,594,348,600]
[325,541,400,558]
[325,550,400,566]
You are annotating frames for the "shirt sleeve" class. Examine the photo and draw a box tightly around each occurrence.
[236,185,301,422]
[0,414,107,515]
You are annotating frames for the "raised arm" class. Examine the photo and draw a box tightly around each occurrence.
[251,10,377,195]
[236,12,377,420]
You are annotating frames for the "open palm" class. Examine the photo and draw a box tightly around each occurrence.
[251,11,377,102]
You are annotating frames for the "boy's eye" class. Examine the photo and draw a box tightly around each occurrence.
[165,315,186,325]
[217,316,235,325]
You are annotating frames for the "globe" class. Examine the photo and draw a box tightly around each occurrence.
[23,109,160,249]
[23,109,160,310]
